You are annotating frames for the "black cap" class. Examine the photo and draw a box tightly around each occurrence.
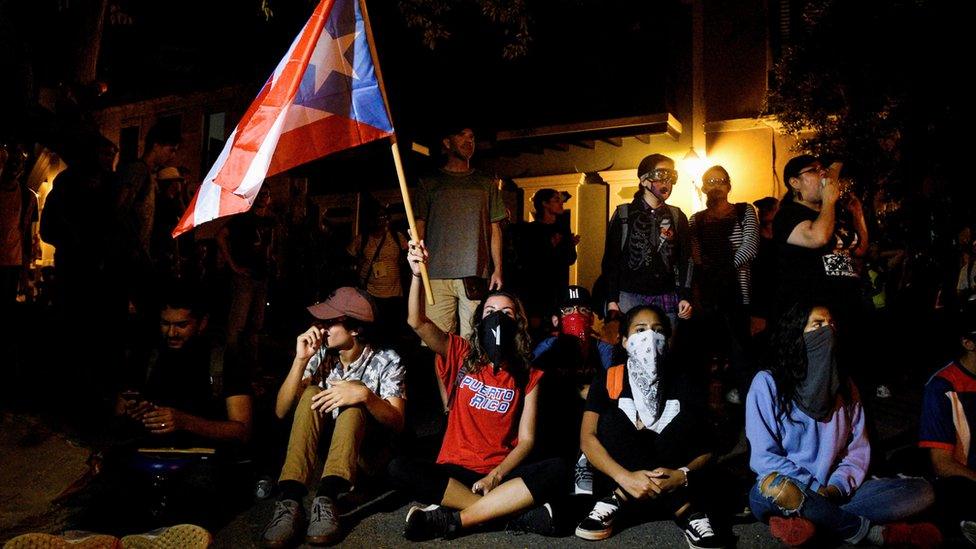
[637,153,674,179]
[559,285,592,308]
[783,155,820,185]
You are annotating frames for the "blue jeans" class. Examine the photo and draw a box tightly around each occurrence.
[749,475,934,544]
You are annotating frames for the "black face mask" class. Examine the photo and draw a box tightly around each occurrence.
[480,311,518,372]
[796,326,842,421]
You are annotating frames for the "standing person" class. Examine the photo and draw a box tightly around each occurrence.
[919,315,976,545]
[152,166,188,279]
[260,287,405,547]
[601,154,693,326]
[413,126,507,339]
[0,142,35,309]
[689,165,759,403]
[116,123,181,364]
[746,303,938,547]
[750,197,779,334]
[387,238,568,540]
[574,305,725,547]
[347,206,409,339]
[116,123,181,281]
[217,186,275,373]
[512,188,579,332]
[772,156,869,319]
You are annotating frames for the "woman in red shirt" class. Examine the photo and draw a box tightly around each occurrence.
[388,238,569,540]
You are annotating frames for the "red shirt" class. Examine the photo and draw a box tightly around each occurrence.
[436,334,544,474]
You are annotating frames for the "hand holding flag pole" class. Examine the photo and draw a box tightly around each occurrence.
[389,138,435,305]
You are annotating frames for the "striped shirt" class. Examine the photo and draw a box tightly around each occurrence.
[690,203,760,305]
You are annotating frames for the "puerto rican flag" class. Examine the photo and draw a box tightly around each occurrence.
[173,0,393,236]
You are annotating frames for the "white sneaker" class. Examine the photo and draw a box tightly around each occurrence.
[575,495,619,540]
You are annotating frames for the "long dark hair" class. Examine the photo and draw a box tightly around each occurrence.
[464,290,534,386]
[765,303,851,422]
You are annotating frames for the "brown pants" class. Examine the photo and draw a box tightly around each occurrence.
[278,386,383,487]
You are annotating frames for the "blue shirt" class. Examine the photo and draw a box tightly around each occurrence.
[919,361,976,469]
[532,336,614,369]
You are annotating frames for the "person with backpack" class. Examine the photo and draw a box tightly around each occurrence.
[388,237,569,540]
[601,154,694,326]
[573,305,726,547]
[689,165,759,404]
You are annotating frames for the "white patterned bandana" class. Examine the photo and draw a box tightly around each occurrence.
[621,330,679,433]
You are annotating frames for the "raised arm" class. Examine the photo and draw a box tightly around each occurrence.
[406,237,450,356]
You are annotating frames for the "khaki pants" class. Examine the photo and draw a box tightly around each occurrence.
[427,278,482,340]
[278,386,382,487]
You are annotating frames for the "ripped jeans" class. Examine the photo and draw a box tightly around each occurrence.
[748,473,934,544]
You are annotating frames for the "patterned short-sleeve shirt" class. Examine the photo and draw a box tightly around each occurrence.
[303,346,406,417]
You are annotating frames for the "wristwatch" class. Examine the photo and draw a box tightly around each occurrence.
[678,466,690,487]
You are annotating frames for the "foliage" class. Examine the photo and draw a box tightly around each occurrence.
[764,0,956,206]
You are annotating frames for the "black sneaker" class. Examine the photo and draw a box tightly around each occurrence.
[404,504,459,541]
[575,495,619,541]
[506,503,555,536]
[677,512,725,549]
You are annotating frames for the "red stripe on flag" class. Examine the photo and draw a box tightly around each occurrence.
[267,116,392,177]
[215,0,337,191]
[172,187,202,237]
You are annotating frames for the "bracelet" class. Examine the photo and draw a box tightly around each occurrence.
[412,272,422,278]
[678,466,690,487]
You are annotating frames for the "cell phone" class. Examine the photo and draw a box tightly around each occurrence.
[121,389,143,402]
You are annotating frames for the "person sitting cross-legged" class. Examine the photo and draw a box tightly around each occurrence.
[574,304,726,547]
[747,302,939,547]
[387,237,569,541]
[260,287,406,547]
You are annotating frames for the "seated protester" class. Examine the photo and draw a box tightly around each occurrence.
[260,287,405,547]
[532,285,613,493]
[89,283,252,532]
[388,238,569,540]
[747,303,938,547]
[919,315,976,545]
[575,305,725,547]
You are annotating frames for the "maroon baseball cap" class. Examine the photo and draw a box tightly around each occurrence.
[307,287,375,322]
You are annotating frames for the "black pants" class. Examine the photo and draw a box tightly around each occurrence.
[592,407,720,517]
[388,456,570,505]
[933,476,976,529]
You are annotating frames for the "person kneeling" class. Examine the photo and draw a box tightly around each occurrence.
[575,305,725,548]
[260,287,406,547]
[746,303,938,547]
[388,238,569,541]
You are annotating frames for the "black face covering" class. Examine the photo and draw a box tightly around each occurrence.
[480,311,518,372]
[796,325,842,421]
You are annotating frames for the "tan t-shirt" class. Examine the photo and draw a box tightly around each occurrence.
[348,230,408,298]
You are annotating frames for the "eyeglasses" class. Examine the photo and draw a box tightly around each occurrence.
[641,168,678,183]
[560,305,592,316]
[703,177,729,186]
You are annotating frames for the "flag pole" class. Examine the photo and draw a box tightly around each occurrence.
[359,0,434,305]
